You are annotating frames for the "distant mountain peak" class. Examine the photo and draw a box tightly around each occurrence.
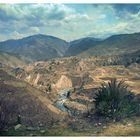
[0,34,69,62]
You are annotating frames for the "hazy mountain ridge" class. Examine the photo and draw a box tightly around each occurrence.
[65,37,102,56]
[79,32,140,57]
[0,34,69,62]
[0,32,140,62]
[0,33,140,62]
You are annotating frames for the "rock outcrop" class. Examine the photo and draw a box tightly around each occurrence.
[53,75,72,91]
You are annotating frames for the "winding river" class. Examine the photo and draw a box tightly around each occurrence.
[53,89,71,113]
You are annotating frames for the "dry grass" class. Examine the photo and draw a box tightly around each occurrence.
[100,123,140,136]
[0,69,65,129]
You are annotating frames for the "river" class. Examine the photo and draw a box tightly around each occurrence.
[53,89,71,113]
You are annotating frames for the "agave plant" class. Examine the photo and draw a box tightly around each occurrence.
[94,78,137,120]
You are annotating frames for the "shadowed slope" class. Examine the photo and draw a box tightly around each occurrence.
[0,69,66,130]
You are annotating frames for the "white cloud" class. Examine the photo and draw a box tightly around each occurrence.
[0,4,140,41]
[30,26,40,33]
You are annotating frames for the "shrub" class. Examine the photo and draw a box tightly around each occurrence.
[48,84,51,92]
[94,78,138,120]
[17,115,21,124]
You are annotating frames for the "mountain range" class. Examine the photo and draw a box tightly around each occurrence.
[0,32,140,63]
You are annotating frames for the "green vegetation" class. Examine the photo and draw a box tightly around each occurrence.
[17,115,21,124]
[94,78,139,120]
[46,84,52,92]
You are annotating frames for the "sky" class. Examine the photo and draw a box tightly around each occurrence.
[0,4,140,41]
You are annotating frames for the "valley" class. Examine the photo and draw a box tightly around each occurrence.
[0,32,140,136]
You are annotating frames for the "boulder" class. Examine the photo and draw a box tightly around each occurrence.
[14,124,25,131]
[40,130,46,133]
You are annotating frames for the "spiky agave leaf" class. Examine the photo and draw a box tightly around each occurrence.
[93,78,137,120]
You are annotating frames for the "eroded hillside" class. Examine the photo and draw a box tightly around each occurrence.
[0,49,140,135]
[11,54,140,117]
[0,68,70,130]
